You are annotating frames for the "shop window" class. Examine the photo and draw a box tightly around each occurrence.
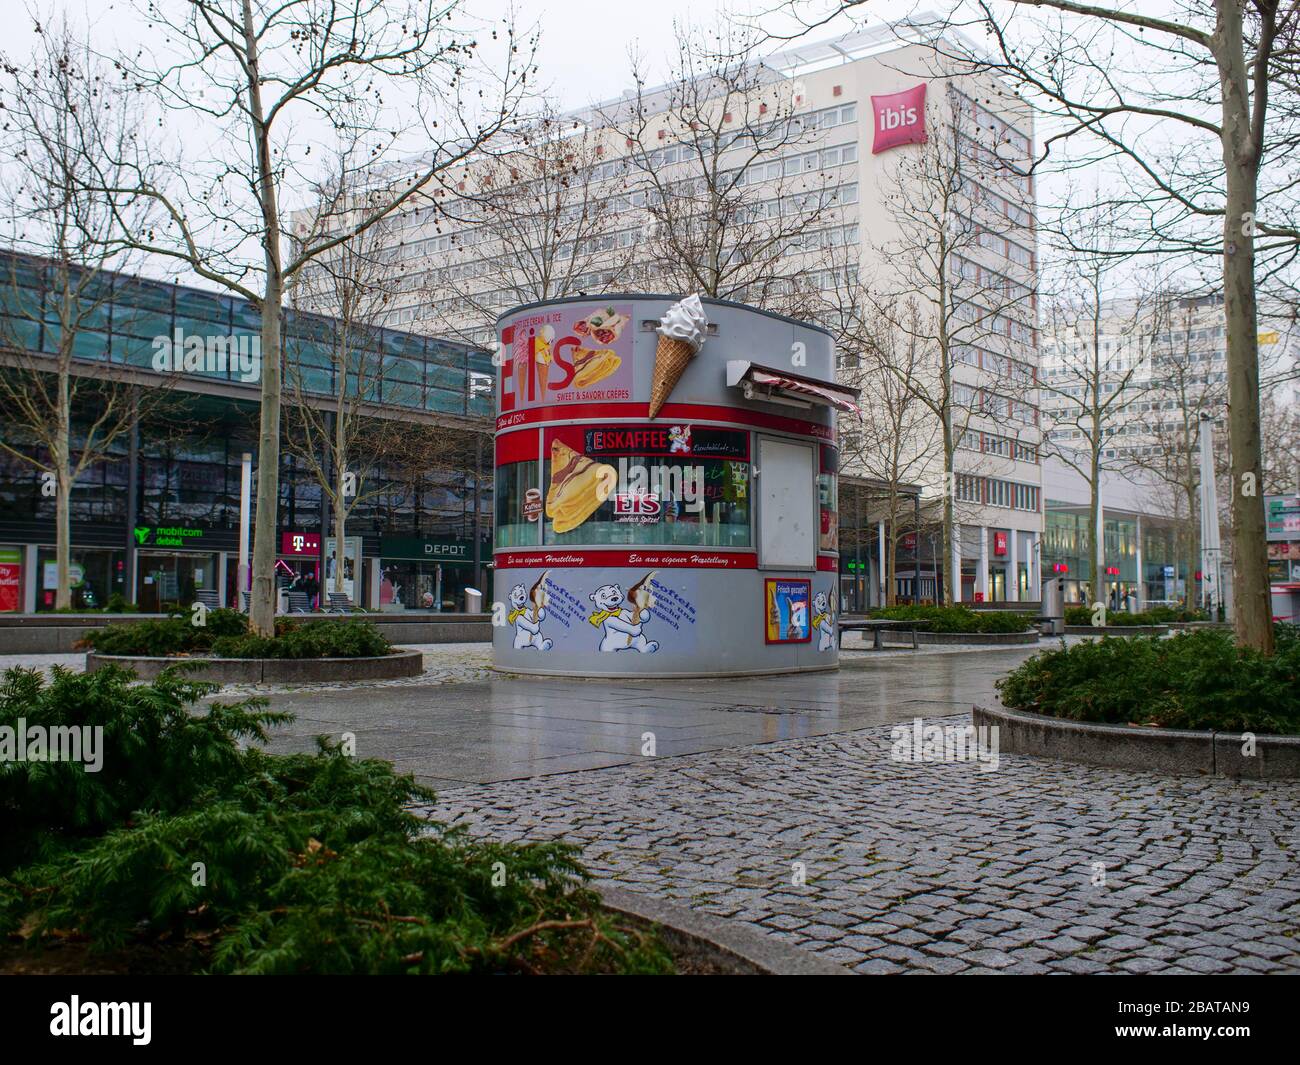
[35,547,127,611]
[540,425,752,549]
[495,460,540,549]
[818,444,838,552]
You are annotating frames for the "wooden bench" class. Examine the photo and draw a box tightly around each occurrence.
[837,618,931,650]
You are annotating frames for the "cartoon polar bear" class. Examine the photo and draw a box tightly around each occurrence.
[812,590,835,652]
[588,583,658,653]
[508,583,552,651]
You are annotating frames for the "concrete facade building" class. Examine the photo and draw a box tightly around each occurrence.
[309,22,1043,607]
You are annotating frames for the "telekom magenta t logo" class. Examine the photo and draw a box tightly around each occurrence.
[871,83,927,154]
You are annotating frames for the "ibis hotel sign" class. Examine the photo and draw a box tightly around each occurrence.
[872,83,927,154]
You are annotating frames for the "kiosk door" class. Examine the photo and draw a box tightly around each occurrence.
[757,437,816,569]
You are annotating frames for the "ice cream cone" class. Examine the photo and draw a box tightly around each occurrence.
[648,294,709,419]
[649,335,695,419]
[628,570,657,625]
[529,570,549,622]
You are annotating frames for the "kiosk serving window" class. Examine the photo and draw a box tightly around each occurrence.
[494,458,540,548]
[541,424,752,548]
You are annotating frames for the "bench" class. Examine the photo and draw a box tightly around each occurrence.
[325,592,357,614]
[837,618,931,650]
[285,591,312,614]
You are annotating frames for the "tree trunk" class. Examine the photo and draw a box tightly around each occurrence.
[54,403,72,610]
[1214,0,1273,653]
[942,412,958,604]
[1089,450,1103,610]
[245,1,284,638]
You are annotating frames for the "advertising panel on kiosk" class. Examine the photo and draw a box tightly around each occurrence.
[492,294,859,678]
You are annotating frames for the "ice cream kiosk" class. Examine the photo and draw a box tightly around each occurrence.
[492,294,859,678]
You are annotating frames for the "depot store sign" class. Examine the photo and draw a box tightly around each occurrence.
[381,536,484,562]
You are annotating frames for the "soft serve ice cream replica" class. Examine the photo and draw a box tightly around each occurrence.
[493,293,848,678]
[649,294,709,419]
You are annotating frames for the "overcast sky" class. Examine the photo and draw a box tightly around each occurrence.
[3,1,1215,301]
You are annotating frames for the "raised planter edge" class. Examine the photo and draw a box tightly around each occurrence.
[593,882,851,975]
[973,703,1300,779]
[876,629,1039,646]
[85,647,423,684]
[1063,624,1171,636]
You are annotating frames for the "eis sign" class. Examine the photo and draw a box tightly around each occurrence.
[499,304,635,414]
[871,83,927,154]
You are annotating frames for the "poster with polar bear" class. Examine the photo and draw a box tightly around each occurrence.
[500,569,698,656]
[502,570,589,651]
[585,571,698,655]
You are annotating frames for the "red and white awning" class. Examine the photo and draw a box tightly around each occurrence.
[727,360,862,417]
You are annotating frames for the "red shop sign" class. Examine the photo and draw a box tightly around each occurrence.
[281,532,321,555]
[994,531,1008,557]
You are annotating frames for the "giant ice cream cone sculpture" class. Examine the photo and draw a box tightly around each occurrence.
[648,294,709,419]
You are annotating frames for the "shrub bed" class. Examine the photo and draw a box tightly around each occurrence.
[0,666,669,974]
[870,604,1033,634]
[996,625,1300,734]
[1063,605,1207,627]
[82,613,394,659]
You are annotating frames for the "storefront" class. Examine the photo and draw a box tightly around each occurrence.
[276,530,316,598]
[0,547,24,612]
[131,525,219,613]
[379,535,487,611]
[34,547,128,611]
[492,295,856,677]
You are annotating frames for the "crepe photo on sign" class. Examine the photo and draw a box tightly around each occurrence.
[571,346,621,388]
[546,439,617,533]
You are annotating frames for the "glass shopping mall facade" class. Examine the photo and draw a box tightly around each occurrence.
[1041,506,1196,607]
[0,251,494,613]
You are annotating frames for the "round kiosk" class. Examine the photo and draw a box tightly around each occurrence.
[492,294,858,678]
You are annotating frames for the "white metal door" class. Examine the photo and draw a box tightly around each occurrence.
[757,437,816,569]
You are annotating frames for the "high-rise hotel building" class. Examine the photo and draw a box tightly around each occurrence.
[300,22,1042,605]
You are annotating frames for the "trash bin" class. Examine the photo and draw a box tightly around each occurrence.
[464,588,482,613]
[1040,577,1065,636]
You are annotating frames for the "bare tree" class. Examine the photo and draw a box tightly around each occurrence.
[601,20,849,312]
[1038,212,1154,610]
[0,15,172,609]
[423,106,636,344]
[87,0,534,634]
[854,101,1037,603]
[1121,293,1231,603]
[848,0,1298,648]
[820,275,938,605]
[283,175,413,599]
[1261,384,1300,494]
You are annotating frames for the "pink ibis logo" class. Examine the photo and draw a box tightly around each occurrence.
[872,83,927,154]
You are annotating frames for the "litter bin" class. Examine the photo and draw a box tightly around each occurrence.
[1040,577,1065,636]
[464,588,482,613]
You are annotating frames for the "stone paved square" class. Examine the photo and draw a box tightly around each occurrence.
[426,715,1300,975]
